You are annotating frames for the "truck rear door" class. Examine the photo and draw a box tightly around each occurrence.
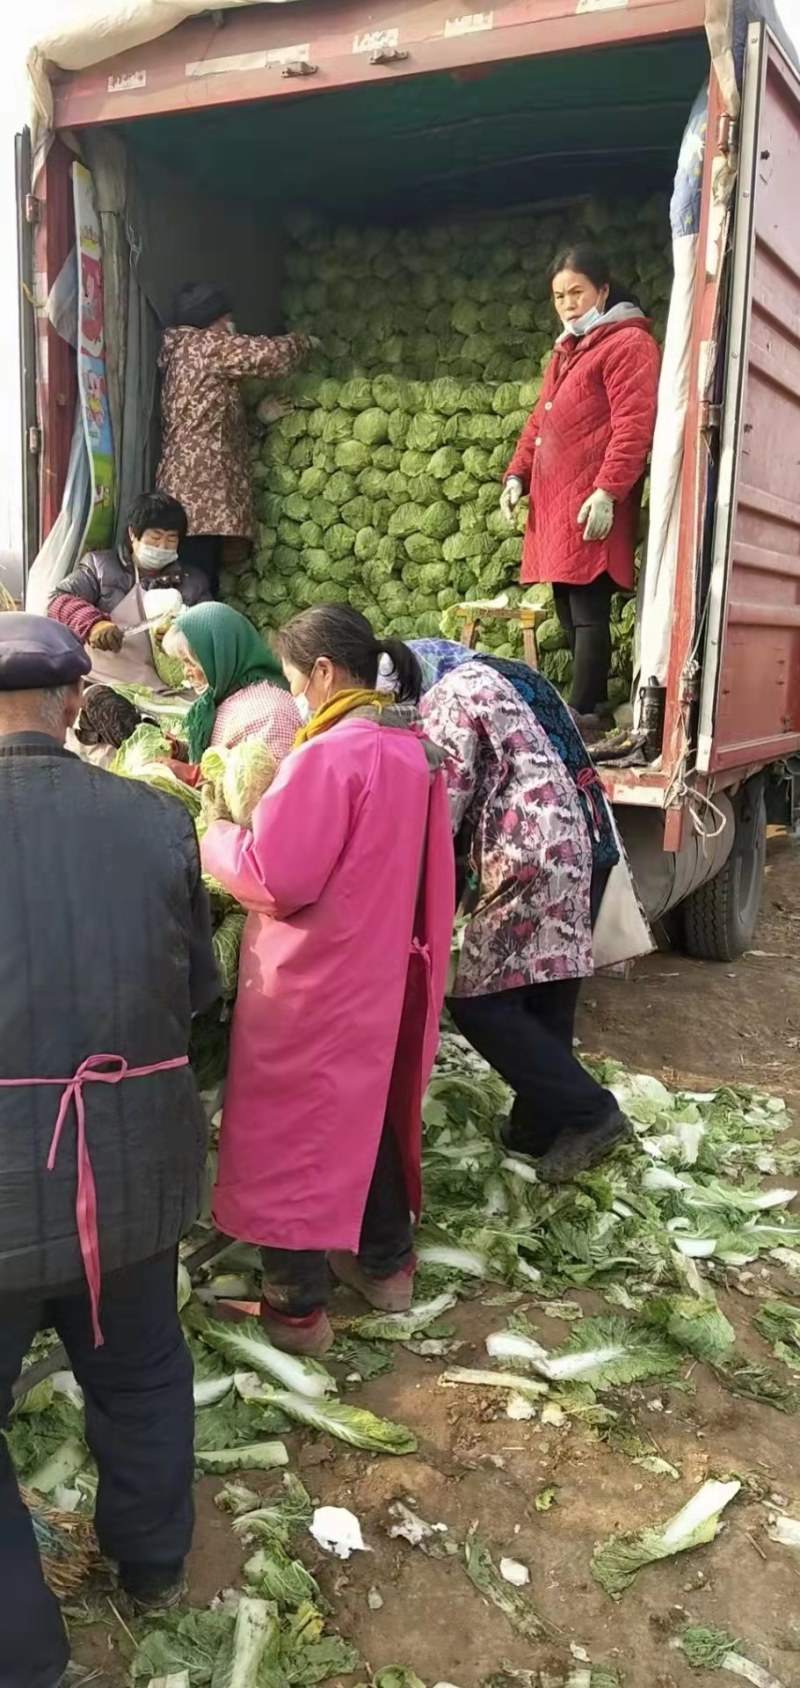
[696,23,800,777]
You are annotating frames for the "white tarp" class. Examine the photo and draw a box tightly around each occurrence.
[28,0,298,152]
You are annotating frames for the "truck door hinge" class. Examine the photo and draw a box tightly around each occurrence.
[25,194,41,225]
[27,425,41,455]
[717,113,739,156]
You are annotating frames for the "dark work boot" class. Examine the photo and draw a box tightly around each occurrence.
[118,1559,186,1613]
[535,1109,634,1184]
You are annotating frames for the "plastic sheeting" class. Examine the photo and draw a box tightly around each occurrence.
[25,409,89,614]
[81,131,161,546]
[634,89,706,706]
[28,0,300,155]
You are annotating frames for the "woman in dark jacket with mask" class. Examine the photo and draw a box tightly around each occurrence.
[48,490,209,654]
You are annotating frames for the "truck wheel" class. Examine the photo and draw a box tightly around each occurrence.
[680,782,767,962]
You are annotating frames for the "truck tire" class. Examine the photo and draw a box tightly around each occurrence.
[680,781,767,962]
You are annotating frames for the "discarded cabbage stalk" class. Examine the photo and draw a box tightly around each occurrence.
[193,1375,234,1408]
[195,1441,289,1475]
[29,1438,87,1497]
[346,1292,457,1341]
[195,1311,336,1398]
[243,1538,319,1607]
[677,1628,786,1687]
[234,1375,417,1455]
[465,1525,553,1641]
[415,1244,488,1277]
[591,1478,741,1596]
[439,1367,548,1398]
[225,1595,276,1688]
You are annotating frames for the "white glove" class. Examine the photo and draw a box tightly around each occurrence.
[577,487,614,542]
[500,477,523,524]
[257,396,294,427]
[307,334,322,351]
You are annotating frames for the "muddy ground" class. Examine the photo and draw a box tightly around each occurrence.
[73,835,800,1688]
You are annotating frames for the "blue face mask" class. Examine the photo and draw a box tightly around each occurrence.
[565,305,605,338]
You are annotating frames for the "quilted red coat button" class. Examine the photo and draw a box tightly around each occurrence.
[535,436,542,446]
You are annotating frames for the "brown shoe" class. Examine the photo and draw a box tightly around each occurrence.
[259,1303,334,1355]
[329,1252,414,1312]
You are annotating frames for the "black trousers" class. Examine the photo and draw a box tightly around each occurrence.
[448,980,614,1156]
[552,573,616,715]
[179,534,223,598]
[0,1249,194,1688]
[261,1122,413,1317]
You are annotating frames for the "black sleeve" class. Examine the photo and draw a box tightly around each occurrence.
[176,810,221,1015]
[181,566,213,607]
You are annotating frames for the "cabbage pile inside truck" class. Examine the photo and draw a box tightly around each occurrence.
[19,0,800,959]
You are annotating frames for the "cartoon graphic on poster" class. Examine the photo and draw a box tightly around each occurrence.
[72,162,115,553]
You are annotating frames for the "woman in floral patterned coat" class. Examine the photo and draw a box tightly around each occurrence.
[157,282,314,596]
[416,644,631,1182]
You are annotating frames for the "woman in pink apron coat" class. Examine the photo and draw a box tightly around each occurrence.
[202,605,455,1355]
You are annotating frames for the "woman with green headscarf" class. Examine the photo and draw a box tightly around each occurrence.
[165,603,300,765]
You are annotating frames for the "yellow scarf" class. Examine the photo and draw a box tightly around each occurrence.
[293,688,388,749]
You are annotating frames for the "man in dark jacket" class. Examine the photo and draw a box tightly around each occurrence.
[0,614,219,1688]
[47,490,210,654]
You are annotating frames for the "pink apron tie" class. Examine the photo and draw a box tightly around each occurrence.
[0,1052,189,1346]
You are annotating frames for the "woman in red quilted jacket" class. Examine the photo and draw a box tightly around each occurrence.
[502,244,660,717]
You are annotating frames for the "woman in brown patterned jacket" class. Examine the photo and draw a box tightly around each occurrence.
[157,282,314,597]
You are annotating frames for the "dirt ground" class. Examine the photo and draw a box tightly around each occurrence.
[72,835,800,1688]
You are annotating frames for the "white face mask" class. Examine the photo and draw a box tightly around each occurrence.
[564,304,605,338]
[136,541,179,572]
[294,664,319,726]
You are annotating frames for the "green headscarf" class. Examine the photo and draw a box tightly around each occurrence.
[179,602,289,762]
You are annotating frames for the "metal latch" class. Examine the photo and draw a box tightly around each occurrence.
[717,113,739,155]
[281,59,318,77]
[370,46,409,64]
[25,195,40,225]
[699,401,721,434]
[27,426,41,455]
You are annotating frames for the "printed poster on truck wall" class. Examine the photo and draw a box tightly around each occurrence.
[72,161,115,553]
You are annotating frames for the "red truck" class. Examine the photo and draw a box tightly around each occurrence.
[18,0,800,959]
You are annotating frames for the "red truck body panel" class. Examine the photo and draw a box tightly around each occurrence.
[50,0,706,128]
[696,27,800,777]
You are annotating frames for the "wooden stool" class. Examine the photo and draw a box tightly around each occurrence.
[453,603,548,669]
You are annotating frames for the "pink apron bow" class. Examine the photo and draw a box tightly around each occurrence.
[0,1052,189,1346]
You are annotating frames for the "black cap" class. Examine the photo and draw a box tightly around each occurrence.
[173,282,233,330]
[0,613,91,690]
